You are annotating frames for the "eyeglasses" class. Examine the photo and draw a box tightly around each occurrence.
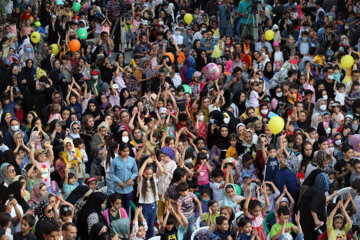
[46,209,53,213]
[62,206,72,212]
[8,168,15,173]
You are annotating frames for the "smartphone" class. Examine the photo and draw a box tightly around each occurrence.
[58,120,67,126]
[8,194,14,202]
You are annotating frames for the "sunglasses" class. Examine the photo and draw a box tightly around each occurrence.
[73,127,80,130]
[62,206,72,212]
[127,71,133,74]
[46,209,53,213]
[8,169,15,173]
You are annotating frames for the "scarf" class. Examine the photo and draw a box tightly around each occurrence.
[0,163,13,186]
[36,201,54,223]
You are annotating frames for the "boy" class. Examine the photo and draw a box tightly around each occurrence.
[335,144,354,188]
[85,177,98,191]
[238,216,259,240]
[270,206,298,239]
[14,99,24,124]
[63,163,79,199]
[176,182,203,240]
[195,189,211,218]
[350,159,360,185]
[226,133,239,159]
[261,142,279,182]
[160,204,188,240]
[210,169,226,202]
[13,214,36,240]
[0,212,12,240]
[214,216,231,240]
[1,86,14,117]
[328,169,340,194]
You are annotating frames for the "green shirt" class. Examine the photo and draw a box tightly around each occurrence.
[238,0,254,24]
[270,222,295,238]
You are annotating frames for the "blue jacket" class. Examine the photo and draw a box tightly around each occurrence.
[275,168,299,200]
[109,155,138,194]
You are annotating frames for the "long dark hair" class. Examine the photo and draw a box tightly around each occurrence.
[141,163,156,200]
[105,135,117,169]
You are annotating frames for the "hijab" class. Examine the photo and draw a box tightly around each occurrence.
[36,200,54,223]
[263,62,274,81]
[313,98,327,114]
[28,183,47,207]
[181,56,196,84]
[311,112,322,129]
[8,181,29,212]
[89,223,108,240]
[69,121,81,139]
[349,134,360,153]
[83,99,102,119]
[66,185,90,205]
[0,163,14,186]
[231,91,246,118]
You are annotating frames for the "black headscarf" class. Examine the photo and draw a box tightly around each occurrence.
[66,185,90,205]
[8,181,29,213]
[231,91,246,117]
[89,223,108,240]
[263,62,274,81]
[83,99,102,119]
[21,59,36,83]
[36,201,54,223]
[77,192,108,240]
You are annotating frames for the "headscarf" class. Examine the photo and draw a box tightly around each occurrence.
[263,62,274,81]
[36,200,54,223]
[313,98,327,114]
[181,56,196,84]
[0,163,14,186]
[83,99,102,119]
[8,181,29,212]
[314,172,329,192]
[231,91,246,118]
[223,184,239,213]
[77,192,108,239]
[89,223,108,240]
[349,134,360,152]
[259,102,270,117]
[69,121,81,139]
[28,183,47,207]
[311,150,329,169]
[311,112,322,129]
[66,185,91,205]
[160,146,175,160]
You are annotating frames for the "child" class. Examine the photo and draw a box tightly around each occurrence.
[278,211,303,240]
[345,81,360,111]
[261,143,279,182]
[273,42,284,72]
[47,103,62,124]
[328,169,340,194]
[63,163,79,199]
[137,155,164,238]
[130,207,148,240]
[25,163,39,192]
[270,206,298,239]
[73,138,88,185]
[0,212,12,240]
[210,169,226,202]
[326,200,352,240]
[238,216,260,240]
[62,138,84,180]
[14,100,24,124]
[196,189,211,219]
[203,200,220,227]
[226,133,239,159]
[101,17,112,35]
[334,82,346,107]
[240,172,259,198]
[195,111,207,143]
[1,86,14,116]
[30,141,54,193]
[335,144,354,188]
[248,82,266,108]
[214,216,231,240]
[331,102,344,129]
[224,183,244,214]
[260,181,280,213]
[350,159,360,185]
[244,185,270,240]
[165,167,187,212]
[160,204,188,240]
[274,186,295,222]
[176,182,203,240]
[13,214,36,240]
[86,177,98,191]
[195,152,213,191]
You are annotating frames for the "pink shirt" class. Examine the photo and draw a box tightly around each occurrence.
[196,164,210,185]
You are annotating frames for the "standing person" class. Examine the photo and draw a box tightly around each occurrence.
[109,143,138,214]
[106,0,121,52]
[217,0,233,37]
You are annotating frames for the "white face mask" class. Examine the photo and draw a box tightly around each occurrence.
[328,75,334,80]
[11,125,19,132]
[122,136,129,143]
[261,109,268,115]
[328,178,334,184]
[185,158,193,163]
[326,147,334,154]
[276,92,283,98]
[199,115,204,121]
[345,25,349,30]
[326,127,331,134]
[175,31,180,35]
[322,95,328,100]
[335,140,342,146]
[92,75,99,80]
[207,154,210,159]
[319,105,327,111]
[201,28,206,31]
[223,118,230,124]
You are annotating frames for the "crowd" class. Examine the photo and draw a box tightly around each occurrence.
[2,0,360,240]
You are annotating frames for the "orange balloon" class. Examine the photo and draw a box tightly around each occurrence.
[69,39,81,52]
[164,52,174,63]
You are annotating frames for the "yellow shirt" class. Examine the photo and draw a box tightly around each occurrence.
[326,219,352,240]
[313,55,326,66]
[226,146,238,159]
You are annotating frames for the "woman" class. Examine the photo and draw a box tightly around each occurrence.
[230,91,247,119]
[49,120,65,147]
[210,125,230,166]
[195,50,210,71]
[83,99,103,125]
[80,115,96,158]
[77,192,108,240]
[69,121,81,140]
[262,61,274,83]
[8,181,29,214]
[21,59,36,83]
[275,160,299,203]
[36,200,55,224]
[0,163,16,205]
[109,143,138,214]
[28,182,48,210]
[297,141,314,168]
[209,206,237,238]
[90,122,109,154]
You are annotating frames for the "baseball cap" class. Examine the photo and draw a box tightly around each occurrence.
[91,70,99,75]
[273,41,279,47]
[113,84,119,90]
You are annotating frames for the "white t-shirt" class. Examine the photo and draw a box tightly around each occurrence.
[335,90,346,106]
[249,90,260,108]
[138,175,159,204]
[210,181,224,202]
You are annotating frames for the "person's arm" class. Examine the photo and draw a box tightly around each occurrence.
[339,200,352,228]
[64,163,70,185]
[194,194,203,218]
[244,187,252,217]
[109,159,125,188]
[260,139,267,163]
[344,192,357,213]
[44,141,54,165]
[262,183,270,213]
[65,85,72,105]
[10,86,14,101]
[53,197,61,220]
[161,205,171,231]
[284,187,295,211]
[138,157,153,180]
[12,199,22,224]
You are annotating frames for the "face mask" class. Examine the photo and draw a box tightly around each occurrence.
[302,37,308,41]
[11,125,19,131]
[207,154,210,159]
[185,158,193,164]
[328,178,334,184]
[319,105,327,111]
[202,199,210,203]
[322,95,328,100]
[175,31,180,35]
[345,26,350,30]
[326,147,334,154]
[26,47,32,53]
[328,75,334,80]
[201,28,206,31]
[353,124,358,132]
[210,119,215,124]
[261,109,268,115]
[223,118,230,124]
[276,92,283,98]
[122,136,129,143]
[199,115,204,121]
[92,75,99,80]
[326,127,331,134]
[159,21,164,25]
[335,140,342,146]
[160,114,167,119]
[111,207,117,211]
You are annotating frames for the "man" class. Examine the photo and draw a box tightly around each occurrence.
[106,0,121,52]
[225,67,244,97]
[321,67,335,99]
[155,31,168,53]
[150,70,171,93]
[62,223,77,240]
[134,35,151,57]
[238,0,254,37]
[217,0,233,36]
[95,31,114,56]
[41,220,61,240]
[319,25,332,46]
[255,33,273,57]
[123,67,140,97]
[346,70,360,92]
[200,30,215,55]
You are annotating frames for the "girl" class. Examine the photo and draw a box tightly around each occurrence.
[195,152,213,191]
[63,138,84,179]
[273,42,284,72]
[249,81,266,109]
[137,156,164,238]
[244,185,270,240]
[165,167,187,211]
[102,193,130,239]
[157,146,177,220]
[261,181,280,213]
[130,207,148,240]
[326,200,352,239]
[223,184,244,213]
[274,185,295,222]
[63,163,79,199]
[195,111,207,143]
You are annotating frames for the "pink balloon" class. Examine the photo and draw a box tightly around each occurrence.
[203,63,221,80]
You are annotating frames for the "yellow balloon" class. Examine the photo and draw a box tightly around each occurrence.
[268,116,285,135]
[184,13,193,25]
[265,30,275,41]
[341,55,354,69]
[50,44,59,55]
[30,31,41,44]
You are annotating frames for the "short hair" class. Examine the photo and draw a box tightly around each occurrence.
[277,206,290,216]
[201,188,211,196]
[0,213,11,228]
[176,182,189,192]
[42,220,60,235]
[22,214,35,227]
[62,222,76,231]
[267,144,276,151]
[216,216,228,225]
[211,169,224,178]
[238,216,252,227]
[73,138,84,147]
[341,143,353,153]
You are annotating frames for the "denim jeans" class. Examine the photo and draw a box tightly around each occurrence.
[198,183,210,192]
[183,215,195,240]
[119,192,132,215]
[140,202,157,238]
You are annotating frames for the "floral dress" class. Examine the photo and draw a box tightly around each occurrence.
[248,212,266,240]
